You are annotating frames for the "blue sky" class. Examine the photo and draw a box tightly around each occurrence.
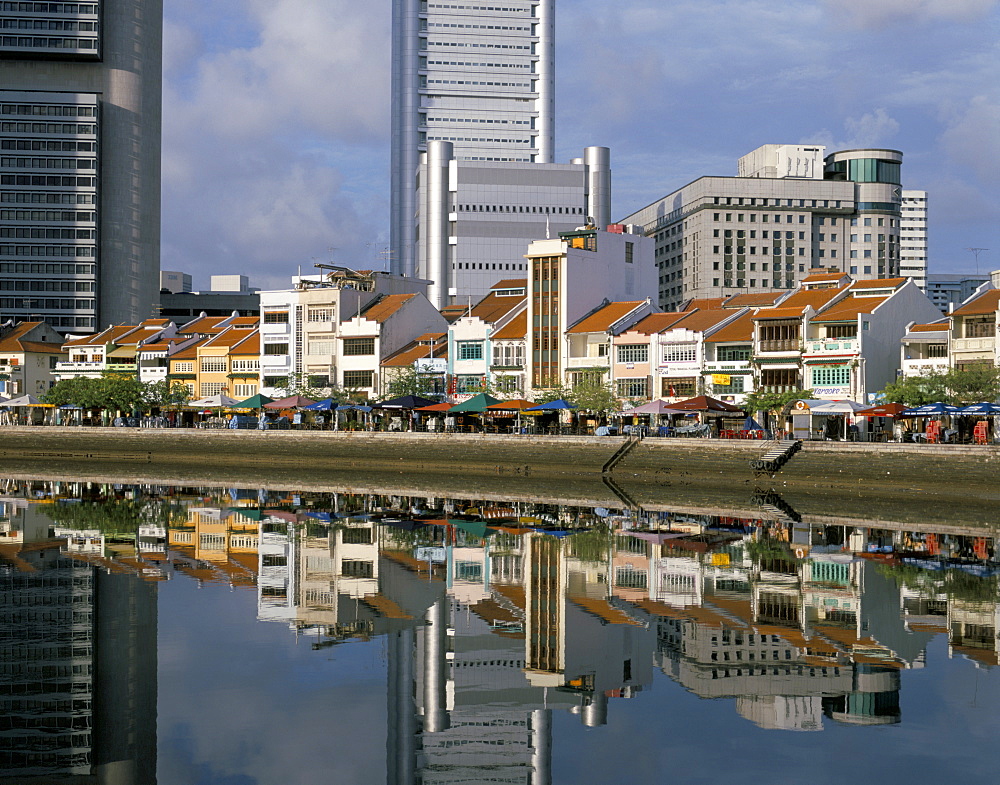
[161,0,1000,291]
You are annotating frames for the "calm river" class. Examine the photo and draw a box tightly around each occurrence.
[2,477,999,784]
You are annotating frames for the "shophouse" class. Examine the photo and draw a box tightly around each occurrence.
[702,311,758,406]
[947,285,999,371]
[380,332,449,400]
[0,321,63,397]
[609,313,687,403]
[56,319,176,381]
[899,320,950,378]
[524,226,655,391]
[562,300,657,391]
[337,293,448,399]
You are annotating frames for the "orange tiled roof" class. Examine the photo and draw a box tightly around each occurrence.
[851,277,907,289]
[667,309,740,333]
[18,340,63,354]
[753,287,846,319]
[704,311,755,343]
[491,278,527,291]
[683,297,727,311]
[178,316,230,335]
[813,296,888,322]
[361,294,416,323]
[627,312,688,335]
[753,307,808,321]
[908,322,949,332]
[169,340,204,360]
[567,301,647,334]
[801,272,846,283]
[724,292,784,308]
[203,327,259,350]
[952,289,1000,317]
[492,310,527,341]
[468,288,525,324]
[0,322,61,354]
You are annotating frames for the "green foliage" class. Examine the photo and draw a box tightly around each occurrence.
[743,387,814,416]
[879,366,1000,406]
[43,373,191,412]
[540,376,619,413]
[271,372,366,403]
[44,497,185,536]
[381,366,441,401]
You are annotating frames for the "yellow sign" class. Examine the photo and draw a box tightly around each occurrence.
[711,374,731,386]
[711,553,731,567]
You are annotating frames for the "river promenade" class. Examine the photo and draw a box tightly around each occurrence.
[1,427,997,528]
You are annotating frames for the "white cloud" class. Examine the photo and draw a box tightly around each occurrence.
[828,0,1000,28]
[940,96,1000,182]
[801,108,899,153]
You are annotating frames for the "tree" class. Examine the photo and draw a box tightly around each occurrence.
[878,365,1000,406]
[743,387,814,418]
[879,370,949,406]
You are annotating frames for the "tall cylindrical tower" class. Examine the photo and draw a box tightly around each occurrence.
[584,146,612,230]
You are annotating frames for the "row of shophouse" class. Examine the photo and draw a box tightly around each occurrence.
[3,225,998,406]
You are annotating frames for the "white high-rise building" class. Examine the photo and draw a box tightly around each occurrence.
[0,0,163,332]
[391,0,555,279]
[900,190,928,291]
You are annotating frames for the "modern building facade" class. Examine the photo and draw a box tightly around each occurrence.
[925,273,989,313]
[416,141,611,308]
[391,0,556,280]
[900,190,928,290]
[621,145,905,312]
[0,0,162,332]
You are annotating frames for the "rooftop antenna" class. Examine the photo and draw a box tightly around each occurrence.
[966,247,989,276]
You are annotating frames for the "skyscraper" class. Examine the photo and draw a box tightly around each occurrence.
[900,189,928,291]
[390,0,556,280]
[0,0,162,332]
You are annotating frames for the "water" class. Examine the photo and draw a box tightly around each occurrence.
[2,478,1000,784]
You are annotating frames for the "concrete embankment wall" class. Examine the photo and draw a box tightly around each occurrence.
[0,428,997,528]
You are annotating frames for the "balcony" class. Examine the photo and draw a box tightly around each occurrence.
[758,384,799,394]
[106,363,136,372]
[566,356,609,369]
[55,361,103,373]
[758,340,800,353]
[261,322,290,335]
[807,339,858,354]
[952,337,995,353]
[261,354,290,367]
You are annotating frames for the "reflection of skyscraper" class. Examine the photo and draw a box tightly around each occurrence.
[0,542,157,781]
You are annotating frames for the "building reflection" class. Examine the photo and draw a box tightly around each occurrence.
[2,478,1000,781]
[0,492,157,782]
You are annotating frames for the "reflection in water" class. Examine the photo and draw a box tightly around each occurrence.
[1,478,999,781]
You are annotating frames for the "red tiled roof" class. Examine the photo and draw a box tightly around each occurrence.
[801,272,846,283]
[683,297,727,311]
[567,301,646,334]
[627,312,688,335]
[492,311,527,340]
[952,289,1000,316]
[724,292,784,308]
[704,311,755,343]
[0,323,61,354]
[851,277,907,289]
[667,309,739,333]
[361,294,416,323]
[813,296,888,322]
[909,322,948,332]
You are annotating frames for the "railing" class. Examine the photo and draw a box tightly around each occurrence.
[758,384,799,394]
[808,340,858,353]
[758,340,800,352]
[55,361,103,372]
[952,337,995,352]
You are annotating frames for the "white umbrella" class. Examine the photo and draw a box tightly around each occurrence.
[187,394,240,408]
[3,394,42,407]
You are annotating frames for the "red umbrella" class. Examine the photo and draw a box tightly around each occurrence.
[854,402,909,418]
[264,395,317,409]
[415,402,453,412]
[669,395,744,413]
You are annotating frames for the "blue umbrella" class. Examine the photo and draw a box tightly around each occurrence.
[525,398,576,411]
[955,402,1000,415]
[901,403,960,416]
[303,398,335,411]
[743,416,763,430]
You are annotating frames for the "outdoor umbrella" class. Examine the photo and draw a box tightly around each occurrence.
[236,393,274,408]
[415,402,453,412]
[485,399,535,411]
[855,402,910,418]
[622,400,687,416]
[743,416,764,430]
[188,393,241,408]
[900,403,960,416]
[807,400,869,414]
[669,395,743,413]
[451,519,495,539]
[525,398,575,411]
[375,395,438,409]
[3,394,43,407]
[302,398,335,411]
[955,402,1000,415]
[449,393,503,413]
[265,395,316,409]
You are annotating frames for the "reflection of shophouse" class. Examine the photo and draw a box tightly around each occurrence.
[446,279,527,398]
[0,321,63,397]
[524,227,655,390]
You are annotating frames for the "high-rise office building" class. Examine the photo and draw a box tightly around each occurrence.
[391,0,556,280]
[900,189,928,290]
[0,0,162,332]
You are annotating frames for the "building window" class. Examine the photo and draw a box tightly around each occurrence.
[200,358,226,373]
[926,344,947,358]
[964,317,995,338]
[811,366,850,387]
[263,343,288,355]
[263,311,289,323]
[625,241,634,264]
[662,344,697,363]
[826,324,857,339]
[662,377,697,397]
[233,384,258,397]
[200,382,226,397]
[616,378,649,398]
[343,370,373,388]
[617,344,648,364]
[716,345,750,362]
[457,341,484,361]
[711,375,745,394]
[455,374,483,393]
[492,343,524,368]
[307,307,334,322]
[308,339,335,356]
[173,361,194,373]
[343,337,376,356]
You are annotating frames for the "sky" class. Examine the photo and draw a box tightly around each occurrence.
[160,0,1000,291]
